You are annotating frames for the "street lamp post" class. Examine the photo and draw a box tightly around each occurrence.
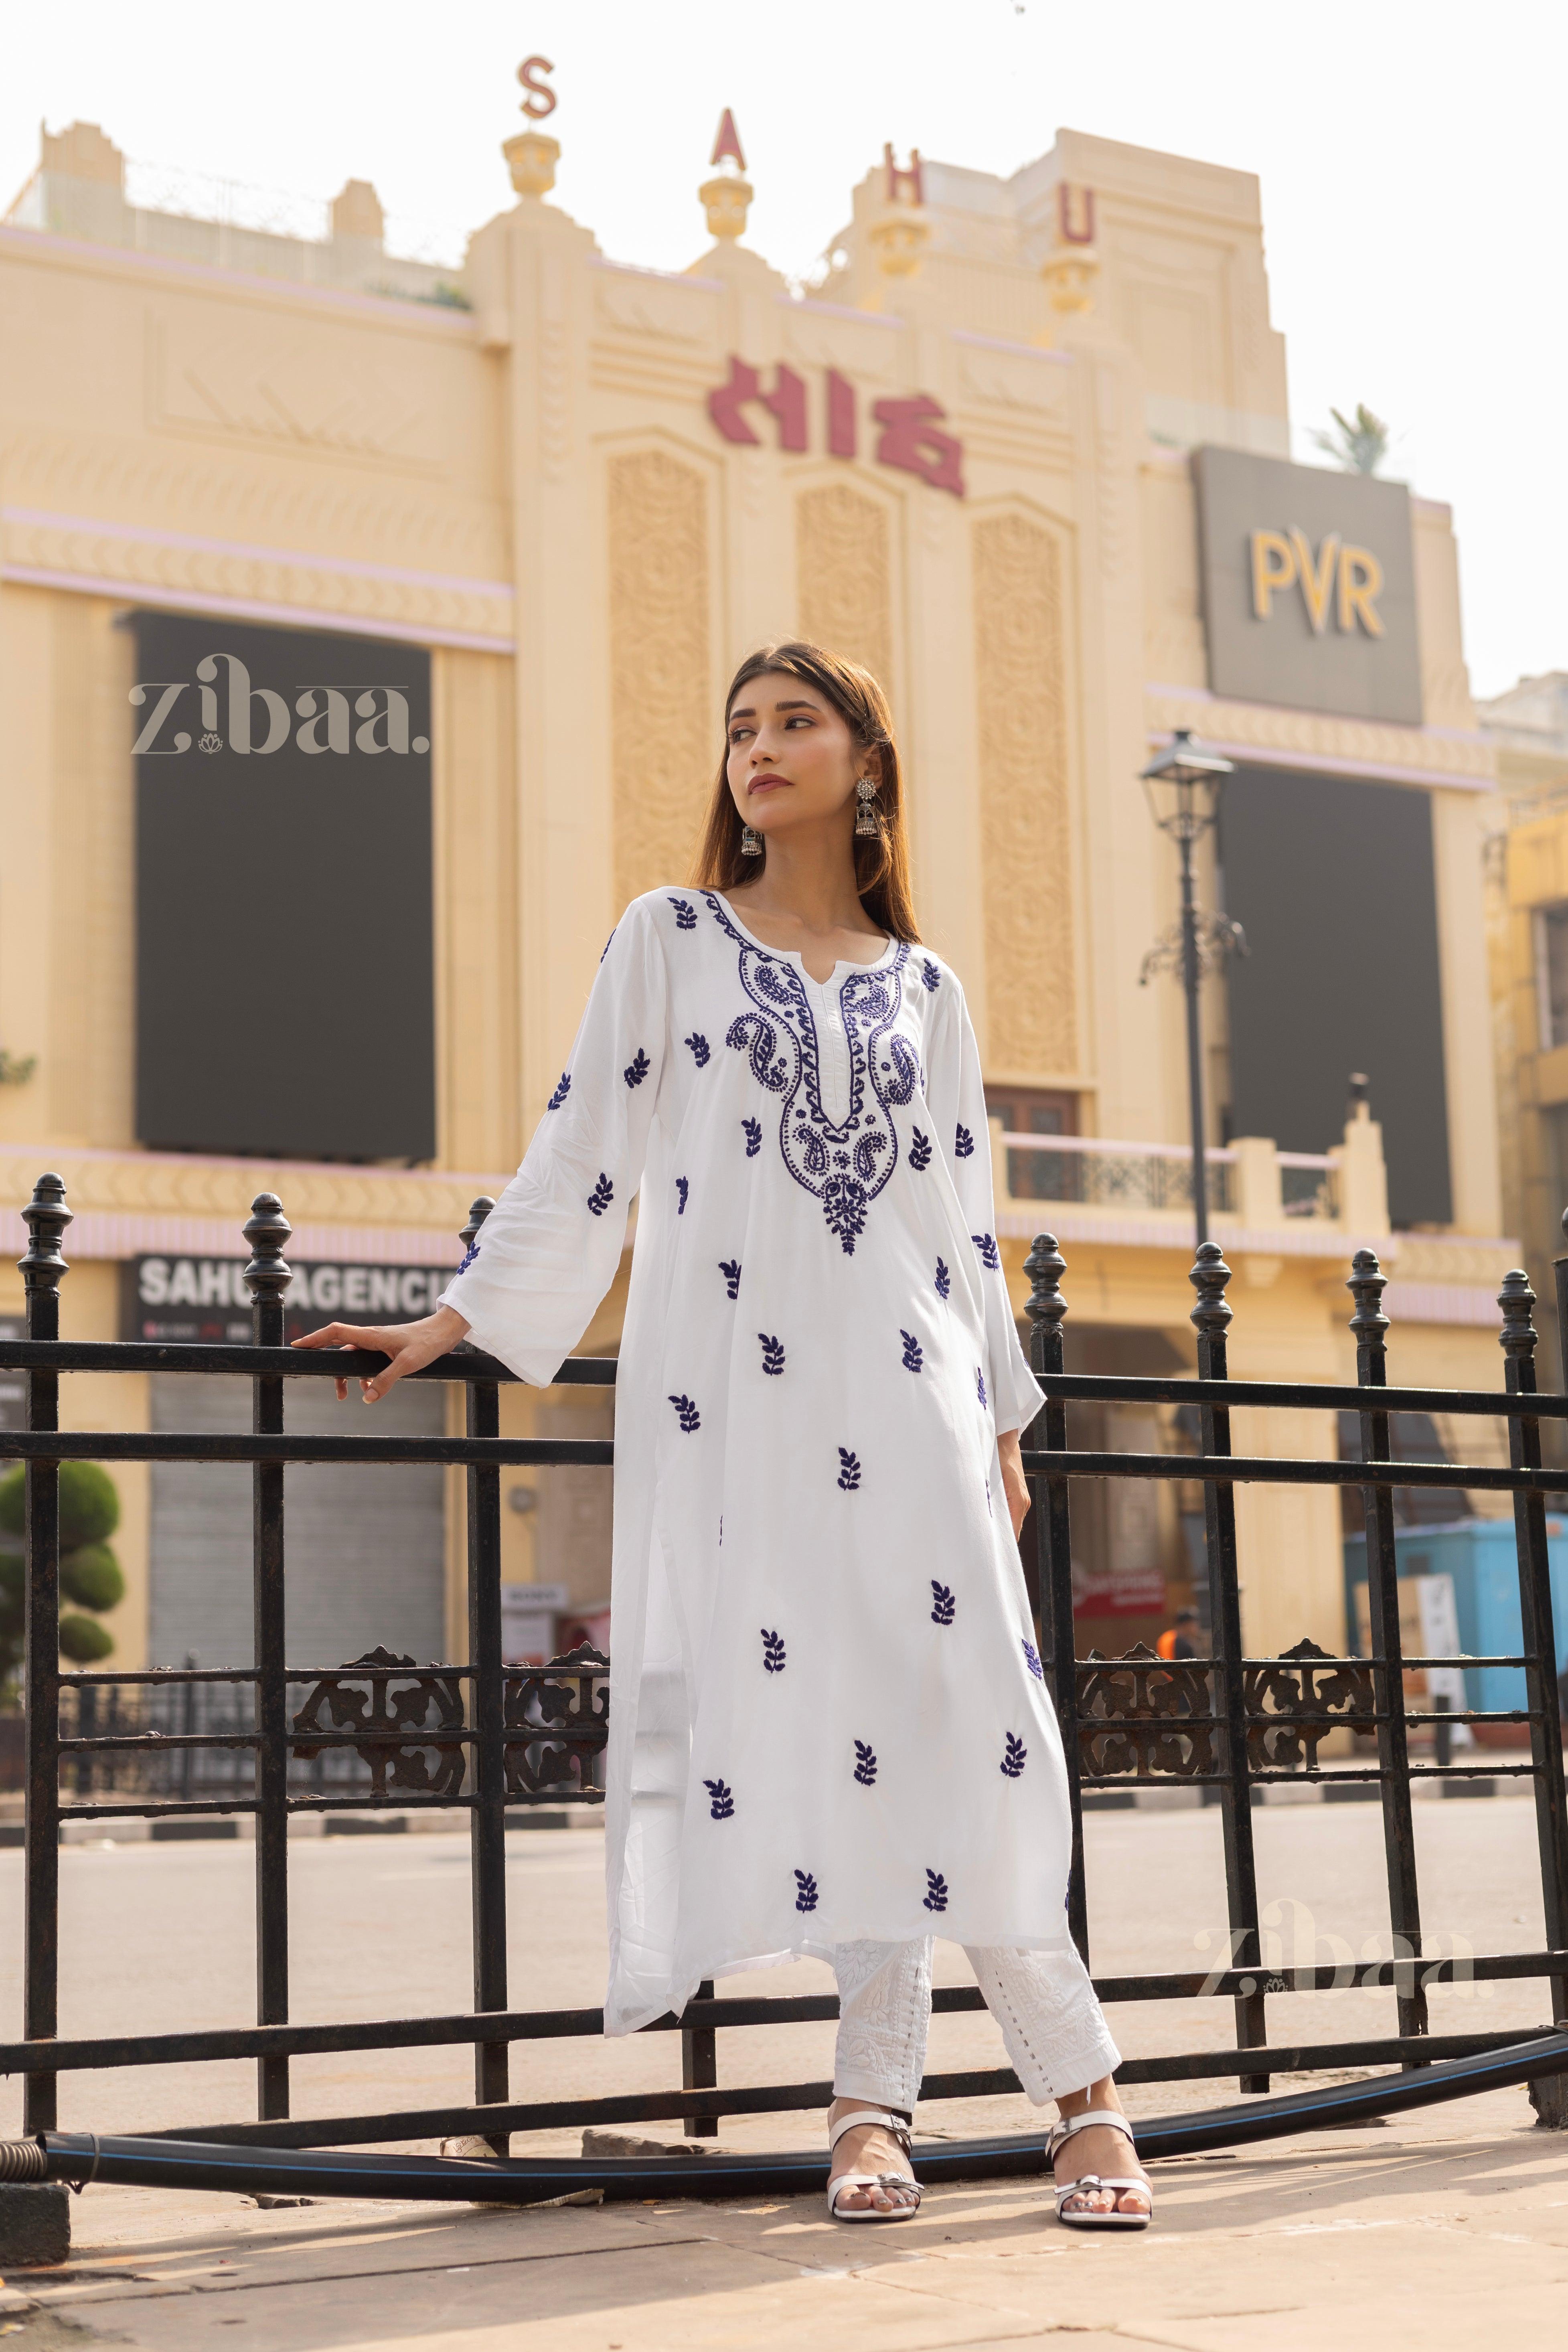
[1139,730,1240,1252]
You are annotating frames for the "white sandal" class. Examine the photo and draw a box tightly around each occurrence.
[1045,2108,1152,2230]
[827,2107,922,2223]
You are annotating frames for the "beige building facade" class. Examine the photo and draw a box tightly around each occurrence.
[0,97,1513,1676]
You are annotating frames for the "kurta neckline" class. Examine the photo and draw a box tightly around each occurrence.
[711,891,897,983]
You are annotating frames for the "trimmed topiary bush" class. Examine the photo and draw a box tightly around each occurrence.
[0,1461,125,1692]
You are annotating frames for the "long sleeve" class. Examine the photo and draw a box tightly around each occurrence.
[926,971,1045,1437]
[440,897,669,1386]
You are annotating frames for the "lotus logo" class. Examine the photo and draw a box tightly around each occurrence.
[130,651,429,756]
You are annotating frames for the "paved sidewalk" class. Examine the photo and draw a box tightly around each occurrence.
[2,2094,1566,2352]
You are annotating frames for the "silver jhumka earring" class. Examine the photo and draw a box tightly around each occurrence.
[854,777,880,837]
[740,823,764,857]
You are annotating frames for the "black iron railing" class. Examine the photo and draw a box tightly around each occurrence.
[1,1172,1566,2155]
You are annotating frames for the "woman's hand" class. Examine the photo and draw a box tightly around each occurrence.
[998,1428,1031,1541]
[291,1305,471,1402]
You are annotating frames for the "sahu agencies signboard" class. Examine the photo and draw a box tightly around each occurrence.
[122,1256,456,1345]
[1193,448,1422,724]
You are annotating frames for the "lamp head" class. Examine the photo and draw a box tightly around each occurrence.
[1140,729,1234,840]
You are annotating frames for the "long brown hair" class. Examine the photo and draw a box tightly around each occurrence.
[689,641,922,943]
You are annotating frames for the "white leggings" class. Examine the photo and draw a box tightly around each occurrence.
[832,1939,1121,2117]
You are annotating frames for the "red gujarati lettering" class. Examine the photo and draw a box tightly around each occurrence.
[708,357,809,452]
[826,369,856,458]
[871,396,965,498]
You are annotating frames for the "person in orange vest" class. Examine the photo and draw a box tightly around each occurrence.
[1157,1608,1201,1661]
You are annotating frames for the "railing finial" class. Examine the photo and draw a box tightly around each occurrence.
[1023,1232,1067,1333]
[19,1171,71,1294]
[461,1195,496,1258]
[1188,1240,1232,1341]
[1346,1247,1389,1368]
[1498,1268,1538,1366]
[242,1192,294,1308]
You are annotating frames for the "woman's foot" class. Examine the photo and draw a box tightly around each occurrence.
[1051,2080,1151,2221]
[827,2097,920,2216]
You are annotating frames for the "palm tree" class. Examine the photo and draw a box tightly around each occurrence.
[1311,403,1392,476]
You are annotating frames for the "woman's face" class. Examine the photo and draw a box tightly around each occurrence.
[725,673,874,843]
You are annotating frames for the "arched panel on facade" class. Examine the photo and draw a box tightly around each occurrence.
[972,509,1077,1078]
[794,482,895,695]
[607,448,713,908]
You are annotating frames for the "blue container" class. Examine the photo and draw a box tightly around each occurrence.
[1343,1517,1568,1716]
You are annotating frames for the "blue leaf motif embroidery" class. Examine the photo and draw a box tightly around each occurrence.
[955,1123,975,1159]
[909,1127,932,1171]
[685,1032,711,1068]
[976,1367,988,1408]
[547,1071,571,1110]
[900,1329,924,1373]
[921,956,941,992]
[676,1176,689,1215]
[1022,1640,1045,1681]
[667,894,698,930]
[794,1868,819,1913]
[1001,1733,1028,1779]
[972,1232,1001,1271]
[742,1116,762,1157]
[930,1580,956,1626]
[853,1740,878,1787]
[703,1777,734,1821]
[456,1240,479,1275]
[837,1446,861,1491]
[587,1172,614,1217]
[719,1258,741,1300]
[623,1047,650,1088]
[935,1257,951,1300]
[669,1393,701,1433]
[599,928,616,963]
[923,1869,949,1914]
[759,1332,786,1376]
[761,1629,786,1673]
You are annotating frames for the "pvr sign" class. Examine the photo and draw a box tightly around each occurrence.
[708,359,965,497]
[1250,528,1383,638]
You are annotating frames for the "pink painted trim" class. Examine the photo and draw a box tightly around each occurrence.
[1,509,513,601]
[1143,725,1493,795]
[0,1209,466,1267]
[0,565,515,654]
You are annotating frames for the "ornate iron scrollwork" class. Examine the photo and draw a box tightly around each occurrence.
[1244,1635,1376,1771]
[1076,1641,1217,1779]
[504,1641,609,1803]
[292,1647,468,1797]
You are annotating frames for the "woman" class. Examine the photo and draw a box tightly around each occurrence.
[298,642,1151,2230]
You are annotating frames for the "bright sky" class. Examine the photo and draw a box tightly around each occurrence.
[4,0,1563,700]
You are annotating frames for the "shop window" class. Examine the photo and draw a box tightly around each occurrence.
[985,1088,1079,1201]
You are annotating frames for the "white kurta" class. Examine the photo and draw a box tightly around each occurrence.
[442,886,1074,2033]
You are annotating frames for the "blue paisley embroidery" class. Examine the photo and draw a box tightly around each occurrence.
[668,895,697,930]
[547,1071,571,1110]
[921,955,941,992]
[719,1258,741,1299]
[972,1232,1000,1271]
[707,893,912,1255]
[909,1127,932,1171]
[703,1777,734,1820]
[955,1123,975,1158]
[623,1047,650,1088]
[685,1031,711,1068]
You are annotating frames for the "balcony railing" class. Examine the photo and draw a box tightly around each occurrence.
[999,1132,1350,1230]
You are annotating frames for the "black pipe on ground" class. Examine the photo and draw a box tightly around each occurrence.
[6,2030,1566,2206]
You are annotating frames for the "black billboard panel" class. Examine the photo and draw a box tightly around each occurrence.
[1220,766,1451,1228]
[120,1256,455,1345]
[132,613,436,1161]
